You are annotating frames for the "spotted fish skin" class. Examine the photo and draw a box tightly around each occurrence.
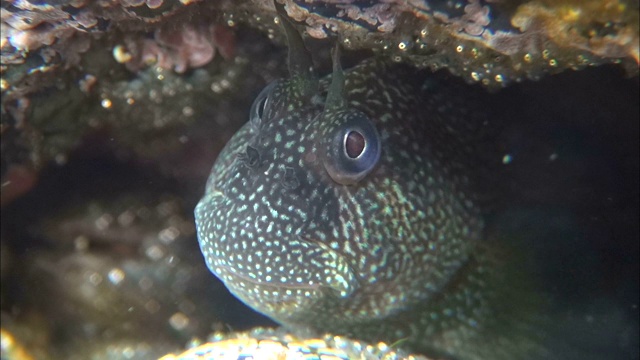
[194,13,543,360]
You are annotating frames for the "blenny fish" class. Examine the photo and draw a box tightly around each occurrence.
[195,6,551,360]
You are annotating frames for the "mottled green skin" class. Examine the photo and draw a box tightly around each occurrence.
[195,36,548,359]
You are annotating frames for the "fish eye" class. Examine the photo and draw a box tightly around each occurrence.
[250,81,277,128]
[323,110,381,185]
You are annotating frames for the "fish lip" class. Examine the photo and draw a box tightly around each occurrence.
[206,236,358,313]
[195,189,226,211]
[195,190,358,314]
[214,263,324,292]
[213,263,328,314]
[209,237,357,296]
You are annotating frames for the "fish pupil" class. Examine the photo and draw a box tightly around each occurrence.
[345,131,365,159]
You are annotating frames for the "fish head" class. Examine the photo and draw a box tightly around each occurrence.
[194,12,387,321]
[195,7,482,328]
[195,82,367,317]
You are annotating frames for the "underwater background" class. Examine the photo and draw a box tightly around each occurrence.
[1,1,638,359]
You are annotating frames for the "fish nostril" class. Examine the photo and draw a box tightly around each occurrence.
[281,167,300,189]
[238,145,261,168]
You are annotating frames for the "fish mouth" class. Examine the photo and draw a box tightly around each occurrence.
[208,240,358,319]
[215,264,323,292]
[216,264,323,298]
[213,263,331,318]
[195,189,358,319]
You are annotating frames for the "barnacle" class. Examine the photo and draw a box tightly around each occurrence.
[114,23,235,73]
[1,0,637,177]
[160,328,431,360]
[223,0,638,88]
